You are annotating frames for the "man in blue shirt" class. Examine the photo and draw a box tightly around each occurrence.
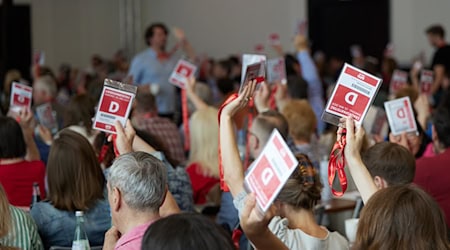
[128,23,195,120]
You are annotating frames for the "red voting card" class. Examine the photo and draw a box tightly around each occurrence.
[169,59,197,89]
[420,70,434,95]
[10,82,32,113]
[254,44,265,53]
[244,129,298,212]
[389,69,408,95]
[239,54,266,93]
[267,58,287,84]
[93,79,137,134]
[322,63,382,126]
[384,97,417,136]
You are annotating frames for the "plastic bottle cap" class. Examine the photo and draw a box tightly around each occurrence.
[75,211,84,217]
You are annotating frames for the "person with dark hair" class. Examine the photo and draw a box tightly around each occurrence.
[131,91,186,166]
[128,22,195,121]
[219,81,348,249]
[425,24,450,96]
[362,142,416,188]
[141,213,235,250]
[30,130,110,248]
[0,110,46,207]
[63,94,98,145]
[414,105,450,228]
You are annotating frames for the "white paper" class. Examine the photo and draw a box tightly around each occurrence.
[384,97,417,136]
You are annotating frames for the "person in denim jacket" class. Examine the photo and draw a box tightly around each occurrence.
[31,130,111,249]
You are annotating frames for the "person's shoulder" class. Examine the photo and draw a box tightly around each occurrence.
[327,230,349,246]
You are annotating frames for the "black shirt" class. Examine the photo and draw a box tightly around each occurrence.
[432,45,450,74]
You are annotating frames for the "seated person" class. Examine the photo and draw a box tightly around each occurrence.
[362,141,416,188]
[186,107,221,205]
[0,109,46,207]
[102,121,180,250]
[30,130,110,249]
[141,213,234,250]
[339,117,449,249]
[0,184,43,249]
[220,81,348,249]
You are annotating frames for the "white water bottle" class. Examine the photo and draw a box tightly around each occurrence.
[72,211,90,250]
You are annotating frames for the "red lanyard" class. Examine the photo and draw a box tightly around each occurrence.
[328,129,348,196]
[217,94,239,192]
[181,89,190,151]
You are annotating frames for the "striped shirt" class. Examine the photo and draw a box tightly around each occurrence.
[0,206,44,250]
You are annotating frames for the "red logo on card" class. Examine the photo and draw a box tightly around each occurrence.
[176,63,194,77]
[248,155,281,208]
[328,85,370,121]
[13,93,31,107]
[99,88,132,116]
[345,67,378,87]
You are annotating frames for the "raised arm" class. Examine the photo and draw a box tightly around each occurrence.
[240,193,289,250]
[342,117,378,203]
[18,108,41,161]
[220,80,257,197]
[173,27,196,62]
[186,77,209,111]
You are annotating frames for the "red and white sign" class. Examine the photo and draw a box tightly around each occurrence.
[324,63,382,125]
[240,54,266,93]
[267,58,287,84]
[36,103,58,132]
[244,129,298,212]
[93,82,136,134]
[254,44,265,53]
[268,33,281,46]
[384,97,417,136]
[420,70,434,95]
[169,59,197,89]
[10,82,32,113]
[389,69,408,95]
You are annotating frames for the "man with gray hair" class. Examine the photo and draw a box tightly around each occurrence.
[103,121,180,250]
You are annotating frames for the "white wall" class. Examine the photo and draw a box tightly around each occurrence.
[11,0,450,72]
[15,0,121,72]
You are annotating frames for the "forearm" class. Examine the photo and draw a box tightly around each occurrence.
[24,133,40,161]
[182,40,196,62]
[220,114,245,197]
[248,229,289,250]
[187,90,209,111]
[159,190,180,216]
[345,156,377,203]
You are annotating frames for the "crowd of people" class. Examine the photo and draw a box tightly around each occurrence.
[0,20,450,250]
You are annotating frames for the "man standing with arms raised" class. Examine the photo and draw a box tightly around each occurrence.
[128,23,195,121]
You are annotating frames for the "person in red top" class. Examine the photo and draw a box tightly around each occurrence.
[414,104,450,227]
[0,109,46,207]
[186,107,220,205]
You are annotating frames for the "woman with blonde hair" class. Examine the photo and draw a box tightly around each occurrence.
[0,184,44,249]
[186,107,221,205]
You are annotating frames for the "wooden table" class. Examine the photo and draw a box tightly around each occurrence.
[324,198,357,213]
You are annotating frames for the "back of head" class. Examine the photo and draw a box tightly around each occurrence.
[394,86,418,104]
[135,91,157,114]
[0,117,26,159]
[277,154,322,210]
[362,142,415,186]
[426,24,445,39]
[216,78,236,96]
[433,105,450,149]
[285,54,300,76]
[64,94,95,135]
[3,69,21,95]
[189,107,219,177]
[281,100,317,142]
[142,213,235,250]
[108,151,167,213]
[252,110,289,146]
[34,75,58,98]
[286,75,308,99]
[188,83,213,113]
[47,129,105,211]
[354,185,449,250]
